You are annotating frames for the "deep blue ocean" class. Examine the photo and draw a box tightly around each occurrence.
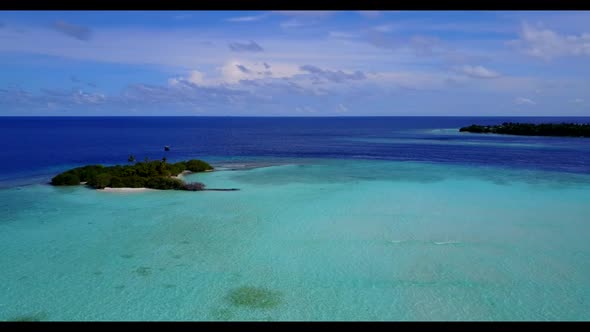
[1,116,589,187]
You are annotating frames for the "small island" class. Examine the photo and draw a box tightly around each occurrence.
[50,158,237,191]
[459,122,590,138]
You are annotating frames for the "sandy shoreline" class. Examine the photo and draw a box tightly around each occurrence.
[173,169,213,179]
[98,187,155,192]
[172,170,192,179]
[90,169,213,192]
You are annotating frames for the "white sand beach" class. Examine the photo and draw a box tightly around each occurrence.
[172,170,192,179]
[99,187,155,192]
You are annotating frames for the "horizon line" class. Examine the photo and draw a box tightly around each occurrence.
[2,115,590,118]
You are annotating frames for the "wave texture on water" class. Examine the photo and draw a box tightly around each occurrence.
[1,117,590,320]
[1,159,590,320]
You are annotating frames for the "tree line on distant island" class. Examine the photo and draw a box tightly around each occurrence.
[459,122,590,137]
[51,158,213,191]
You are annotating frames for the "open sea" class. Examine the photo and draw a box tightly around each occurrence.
[1,116,589,321]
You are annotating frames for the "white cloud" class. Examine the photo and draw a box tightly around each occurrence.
[358,11,381,19]
[221,61,255,83]
[183,62,372,98]
[373,24,394,33]
[188,71,207,84]
[514,97,536,105]
[336,103,348,113]
[513,22,590,60]
[169,70,209,86]
[295,106,317,113]
[364,30,451,58]
[228,40,264,52]
[280,19,307,29]
[0,87,106,109]
[273,11,335,18]
[275,11,334,29]
[454,65,500,79]
[169,61,304,87]
[225,15,267,22]
[300,65,366,83]
[227,61,301,82]
[0,23,449,74]
[73,90,105,104]
[367,71,461,91]
[409,35,443,56]
[173,14,192,21]
[328,31,358,39]
[0,25,230,67]
[51,20,92,41]
[570,98,584,104]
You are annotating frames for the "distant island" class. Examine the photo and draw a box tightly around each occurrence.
[51,158,237,191]
[459,122,590,138]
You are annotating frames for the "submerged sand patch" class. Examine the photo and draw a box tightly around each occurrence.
[226,286,283,309]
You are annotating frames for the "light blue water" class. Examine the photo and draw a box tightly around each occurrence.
[1,159,589,321]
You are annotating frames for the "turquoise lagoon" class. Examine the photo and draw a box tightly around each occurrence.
[1,158,590,321]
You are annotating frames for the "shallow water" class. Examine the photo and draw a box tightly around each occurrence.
[1,159,589,321]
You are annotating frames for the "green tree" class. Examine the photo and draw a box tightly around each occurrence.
[51,173,80,186]
[89,173,112,189]
[51,159,219,191]
[185,159,214,172]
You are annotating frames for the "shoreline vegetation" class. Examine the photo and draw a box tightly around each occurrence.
[51,158,238,191]
[459,122,590,137]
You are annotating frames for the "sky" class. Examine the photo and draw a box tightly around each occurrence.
[0,10,589,116]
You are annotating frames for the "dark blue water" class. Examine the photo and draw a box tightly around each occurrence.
[1,116,589,186]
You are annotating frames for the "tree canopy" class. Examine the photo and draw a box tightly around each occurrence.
[459,122,590,137]
[51,159,212,191]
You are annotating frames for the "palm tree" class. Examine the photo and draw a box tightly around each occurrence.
[128,155,136,163]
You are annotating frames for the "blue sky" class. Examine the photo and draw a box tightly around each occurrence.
[0,10,589,116]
